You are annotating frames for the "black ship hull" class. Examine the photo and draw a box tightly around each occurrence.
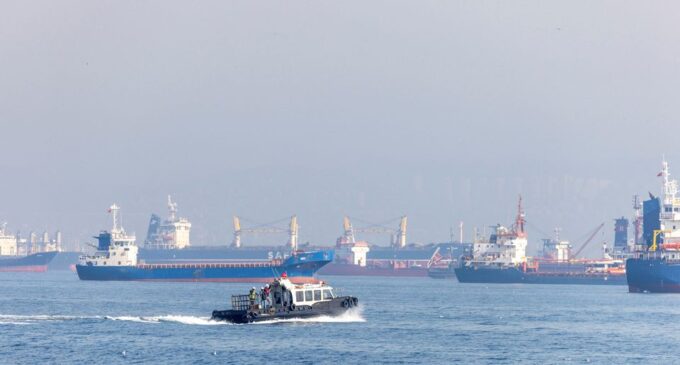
[455,266,626,285]
[211,296,358,324]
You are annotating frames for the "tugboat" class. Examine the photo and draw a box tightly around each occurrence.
[211,274,359,323]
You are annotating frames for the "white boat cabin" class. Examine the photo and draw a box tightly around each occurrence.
[277,278,336,306]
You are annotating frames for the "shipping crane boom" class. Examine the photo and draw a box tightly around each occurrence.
[572,222,605,259]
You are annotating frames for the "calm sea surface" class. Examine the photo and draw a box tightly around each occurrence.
[1,272,679,364]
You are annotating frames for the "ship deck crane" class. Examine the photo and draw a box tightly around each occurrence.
[232,215,299,251]
[571,222,605,259]
[342,216,408,248]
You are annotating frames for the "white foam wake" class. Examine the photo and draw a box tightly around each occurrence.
[104,315,229,326]
[0,314,100,325]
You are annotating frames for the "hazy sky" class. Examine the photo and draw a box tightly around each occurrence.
[1,1,679,256]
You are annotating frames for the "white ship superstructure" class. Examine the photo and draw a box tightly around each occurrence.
[541,228,571,262]
[466,197,528,268]
[79,204,138,267]
[0,223,17,256]
[658,160,680,248]
[145,196,192,250]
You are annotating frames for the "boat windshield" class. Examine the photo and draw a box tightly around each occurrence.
[323,289,334,299]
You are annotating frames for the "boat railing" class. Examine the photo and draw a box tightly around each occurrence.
[231,294,253,311]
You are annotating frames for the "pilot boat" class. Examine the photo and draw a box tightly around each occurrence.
[211,274,359,323]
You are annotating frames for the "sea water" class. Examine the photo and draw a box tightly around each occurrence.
[0,272,678,364]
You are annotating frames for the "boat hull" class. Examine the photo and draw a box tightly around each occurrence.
[0,252,58,272]
[76,250,333,283]
[318,263,428,277]
[626,257,680,293]
[455,266,626,285]
[427,266,457,279]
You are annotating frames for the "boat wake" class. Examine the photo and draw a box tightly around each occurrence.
[104,315,229,326]
[0,314,100,325]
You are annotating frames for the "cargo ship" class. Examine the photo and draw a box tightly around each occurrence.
[455,197,627,285]
[139,201,466,278]
[75,204,333,283]
[136,196,298,264]
[0,223,58,272]
[316,216,468,277]
[0,251,58,272]
[626,159,680,293]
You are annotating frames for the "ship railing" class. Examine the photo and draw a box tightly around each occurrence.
[231,294,253,311]
[635,251,664,260]
[139,262,274,269]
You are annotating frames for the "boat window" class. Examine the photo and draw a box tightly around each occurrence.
[305,290,313,301]
[323,289,333,299]
[296,291,304,302]
[314,290,321,301]
[118,261,121,265]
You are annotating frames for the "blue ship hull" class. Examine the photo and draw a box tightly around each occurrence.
[455,265,626,285]
[76,250,333,283]
[626,257,680,293]
[0,251,58,272]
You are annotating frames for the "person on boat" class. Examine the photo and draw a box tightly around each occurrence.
[282,287,291,308]
[249,287,257,306]
[263,284,271,308]
[259,287,266,309]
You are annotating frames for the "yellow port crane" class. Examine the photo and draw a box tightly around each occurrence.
[232,215,299,250]
[342,216,408,248]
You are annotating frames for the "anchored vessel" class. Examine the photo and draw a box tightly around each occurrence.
[0,223,58,272]
[627,160,680,293]
[455,197,626,285]
[140,202,466,278]
[76,204,333,282]
[319,216,467,277]
[211,276,358,323]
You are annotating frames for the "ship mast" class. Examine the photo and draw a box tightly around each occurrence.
[110,204,122,234]
[514,195,526,238]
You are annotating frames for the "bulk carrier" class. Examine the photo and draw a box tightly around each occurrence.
[455,197,626,285]
[139,200,464,278]
[626,159,680,293]
[316,216,468,277]
[76,204,333,283]
[0,223,58,272]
